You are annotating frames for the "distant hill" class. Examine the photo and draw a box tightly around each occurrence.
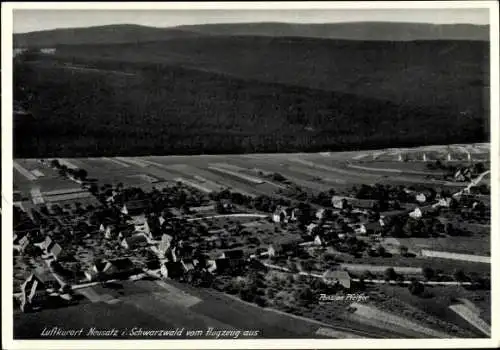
[13,24,201,47]
[13,21,489,48]
[13,58,487,158]
[177,22,490,41]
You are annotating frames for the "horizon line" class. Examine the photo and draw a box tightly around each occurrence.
[13,20,490,35]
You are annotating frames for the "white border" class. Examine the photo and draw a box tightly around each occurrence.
[2,1,499,349]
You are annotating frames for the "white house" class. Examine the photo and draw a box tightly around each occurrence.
[332,196,348,210]
[437,197,452,208]
[415,193,427,203]
[313,235,323,246]
[159,216,166,226]
[353,224,367,235]
[157,234,174,258]
[306,223,318,235]
[206,259,217,273]
[267,244,276,258]
[409,207,423,219]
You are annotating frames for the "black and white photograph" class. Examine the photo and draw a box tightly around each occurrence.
[2,1,499,348]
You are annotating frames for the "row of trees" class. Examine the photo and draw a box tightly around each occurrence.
[50,159,88,181]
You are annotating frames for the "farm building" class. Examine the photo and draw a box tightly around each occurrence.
[19,274,48,312]
[34,236,62,260]
[322,270,351,289]
[121,234,149,250]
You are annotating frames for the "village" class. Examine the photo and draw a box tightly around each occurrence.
[12,153,491,338]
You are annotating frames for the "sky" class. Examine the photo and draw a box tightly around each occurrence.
[13,8,490,34]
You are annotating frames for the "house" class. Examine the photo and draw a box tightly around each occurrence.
[190,205,216,213]
[322,270,351,289]
[332,196,349,210]
[158,216,166,226]
[85,258,137,281]
[306,223,319,235]
[181,259,199,273]
[409,207,423,219]
[160,261,185,280]
[415,193,427,203]
[267,244,277,258]
[353,224,367,235]
[166,246,178,262]
[168,207,183,217]
[14,235,30,253]
[100,224,117,240]
[213,258,232,273]
[206,259,218,273]
[272,206,297,223]
[121,234,149,250]
[454,167,472,182]
[121,200,150,217]
[157,234,174,258]
[34,236,62,260]
[437,197,453,208]
[220,199,234,211]
[313,235,323,246]
[19,274,48,312]
[134,220,151,236]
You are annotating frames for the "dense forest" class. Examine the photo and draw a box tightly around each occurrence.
[13,52,488,158]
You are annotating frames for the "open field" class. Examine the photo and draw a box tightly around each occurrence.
[14,143,490,205]
[396,237,490,256]
[13,278,390,339]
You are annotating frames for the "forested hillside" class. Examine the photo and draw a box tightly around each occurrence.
[13,54,487,158]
